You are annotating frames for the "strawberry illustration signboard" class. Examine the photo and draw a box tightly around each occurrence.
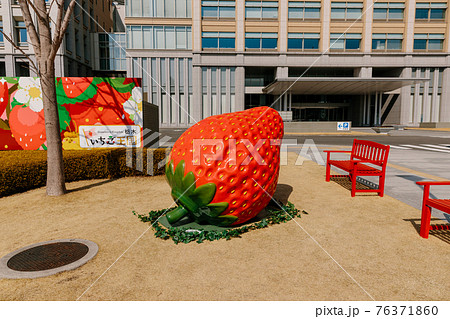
[165,106,284,227]
[0,77,143,151]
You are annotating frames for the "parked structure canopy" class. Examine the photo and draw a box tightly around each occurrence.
[263,77,429,95]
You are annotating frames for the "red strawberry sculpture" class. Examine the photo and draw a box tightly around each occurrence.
[166,106,284,226]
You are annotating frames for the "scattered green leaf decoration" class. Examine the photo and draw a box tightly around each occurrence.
[58,104,71,132]
[0,119,9,130]
[165,160,231,226]
[9,98,23,111]
[55,78,98,105]
[6,78,18,84]
[133,202,305,244]
[104,78,136,93]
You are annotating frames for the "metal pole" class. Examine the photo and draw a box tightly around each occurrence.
[363,94,367,125]
[374,92,378,126]
[378,92,382,125]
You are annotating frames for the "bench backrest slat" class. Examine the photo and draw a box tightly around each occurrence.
[350,139,390,167]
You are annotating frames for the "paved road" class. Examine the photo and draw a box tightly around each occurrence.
[159,127,450,221]
[286,130,450,221]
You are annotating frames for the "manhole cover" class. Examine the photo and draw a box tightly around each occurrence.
[7,242,89,272]
[0,239,98,279]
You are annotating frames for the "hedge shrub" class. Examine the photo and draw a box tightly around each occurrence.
[0,148,169,197]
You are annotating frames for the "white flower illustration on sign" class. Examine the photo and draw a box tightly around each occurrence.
[14,78,43,112]
[123,86,143,126]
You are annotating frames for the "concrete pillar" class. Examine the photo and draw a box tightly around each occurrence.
[404,0,416,52]
[5,55,15,77]
[321,0,331,52]
[431,69,439,122]
[413,69,422,124]
[440,68,450,122]
[235,66,245,111]
[276,66,289,78]
[355,67,372,78]
[400,68,412,125]
[192,0,202,52]
[193,65,202,122]
[362,0,373,53]
[236,0,245,51]
[422,68,431,122]
[279,0,288,53]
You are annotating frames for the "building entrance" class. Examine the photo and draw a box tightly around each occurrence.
[293,106,347,121]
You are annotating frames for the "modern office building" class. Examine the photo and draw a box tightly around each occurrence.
[0,0,114,77]
[125,0,450,128]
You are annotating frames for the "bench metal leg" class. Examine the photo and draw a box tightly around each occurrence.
[379,174,386,197]
[326,162,331,182]
[420,205,432,239]
[350,174,356,197]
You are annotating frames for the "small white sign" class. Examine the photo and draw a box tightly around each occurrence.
[337,122,351,131]
[78,125,142,148]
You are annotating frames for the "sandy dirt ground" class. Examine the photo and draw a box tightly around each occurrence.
[0,153,448,301]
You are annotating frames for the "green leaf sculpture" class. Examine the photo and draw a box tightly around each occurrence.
[165,160,236,227]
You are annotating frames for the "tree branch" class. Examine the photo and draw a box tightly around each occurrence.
[17,0,41,59]
[49,0,77,62]
[0,30,38,73]
[23,0,47,22]
[53,0,64,46]
[49,0,57,11]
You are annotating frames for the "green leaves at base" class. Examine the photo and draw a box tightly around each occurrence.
[133,202,305,244]
[165,159,232,226]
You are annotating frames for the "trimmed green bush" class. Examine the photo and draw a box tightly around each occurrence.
[0,148,169,197]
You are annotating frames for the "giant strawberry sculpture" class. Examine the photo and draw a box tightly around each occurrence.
[165,106,284,226]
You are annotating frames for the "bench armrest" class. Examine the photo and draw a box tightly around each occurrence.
[416,181,450,202]
[324,150,352,162]
[323,150,351,154]
[416,181,450,186]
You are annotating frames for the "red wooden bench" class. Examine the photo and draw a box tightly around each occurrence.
[415,181,450,238]
[324,139,390,197]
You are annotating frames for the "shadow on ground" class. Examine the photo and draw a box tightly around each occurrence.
[273,183,293,205]
[404,218,450,245]
[67,179,118,193]
[329,176,379,196]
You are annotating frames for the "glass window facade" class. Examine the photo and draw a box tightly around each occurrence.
[15,20,27,46]
[202,32,235,49]
[0,20,4,45]
[373,2,405,21]
[126,0,192,18]
[288,1,321,20]
[414,34,444,51]
[202,1,236,19]
[330,33,361,50]
[127,26,192,50]
[372,33,403,51]
[245,1,278,19]
[331,2,363,20]
[415,2,446,20]
[287,33,320,50]
[245,32,278,49]
[99,33,127,71]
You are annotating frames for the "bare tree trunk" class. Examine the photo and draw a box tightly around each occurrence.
[14,0,77,196]
[39,60,66,196]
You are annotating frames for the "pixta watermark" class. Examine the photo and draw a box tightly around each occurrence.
[126,129,325,174]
